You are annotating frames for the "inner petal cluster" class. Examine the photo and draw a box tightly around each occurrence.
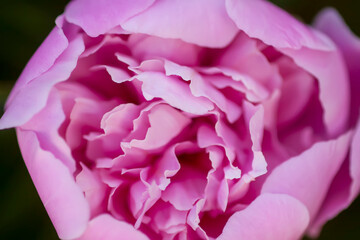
[54,31,321,239]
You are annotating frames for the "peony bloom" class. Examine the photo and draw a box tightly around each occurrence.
[1,0,359,239]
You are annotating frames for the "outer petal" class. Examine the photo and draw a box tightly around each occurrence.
[77,214,149,240]
[5,25,68,107]
[65,0,155,37]
[122,0,238,48]
[225,0,350,136]
[314,8,360,126]
[262,132,352,220]
[16,129,90,239]
[281,45,350,137]
[0,35,85,129]
[308,116,360,236]
[225,0,332,50]
[218,193,310,240]
[350,118,360,202]
[21,90,76,173]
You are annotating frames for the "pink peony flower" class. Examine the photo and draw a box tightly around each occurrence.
[1,0,359,239]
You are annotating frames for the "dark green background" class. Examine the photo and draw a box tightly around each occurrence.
[0,1,359,239]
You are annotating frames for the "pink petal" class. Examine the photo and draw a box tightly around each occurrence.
[308,117,360,236]
[276,57,315,126]
[77,214,149,240]
[76,164,108,218]
[129,104,191,150]
[161,163,209,211]
[314,8,360,126]
[21,90,76,172]
[135,72,213,115]
[225,0,332,51]
[262,131,352,220]
[5,24,68,108]
[128,34,201,66]
[216,33,281,92]
[0,35,84,129]
[350,118,360,202]
[16,129,90,239]
[218,193,310,240]
[225,0,350,136]
[122,0,238,48]
[281,45,350,137]
[164,61,242,123]
[65,0,155,37]
[242,102,267,179]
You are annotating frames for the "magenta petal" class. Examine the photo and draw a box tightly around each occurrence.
[16,129,90,239]
[122,0,238,48]
[218,193,309,240]
[65,0,155,37]
[350,118,360,202]
[262,132,352,220]
[77,214,149,240]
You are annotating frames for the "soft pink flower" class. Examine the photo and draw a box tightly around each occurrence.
[1,1,359,239]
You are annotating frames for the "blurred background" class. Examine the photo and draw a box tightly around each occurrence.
[0,0,359,239]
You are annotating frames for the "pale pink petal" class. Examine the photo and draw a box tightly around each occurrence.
[135,72,214,115]
[200,67,270,103]
[21,90,76,172]
[314,8,360,126]
[262,131,352,220]
[164,61,242,123]
[92,65,130,84]
[122,0,238,48]
[128,35,201,66]
[130,104,191,150]
[0,35,84,129]
[148,143,184,190]
[216,33,281,91]
[16,129,89,239]
[242,102,267,179]
[76,164,108,217]
[162,154,210,211]
[149,202,187,234]
[77,214,149,240]
[218,193,310,240]
[225,0,333,50]
[66,97,118,150]
[65,0,155,37]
